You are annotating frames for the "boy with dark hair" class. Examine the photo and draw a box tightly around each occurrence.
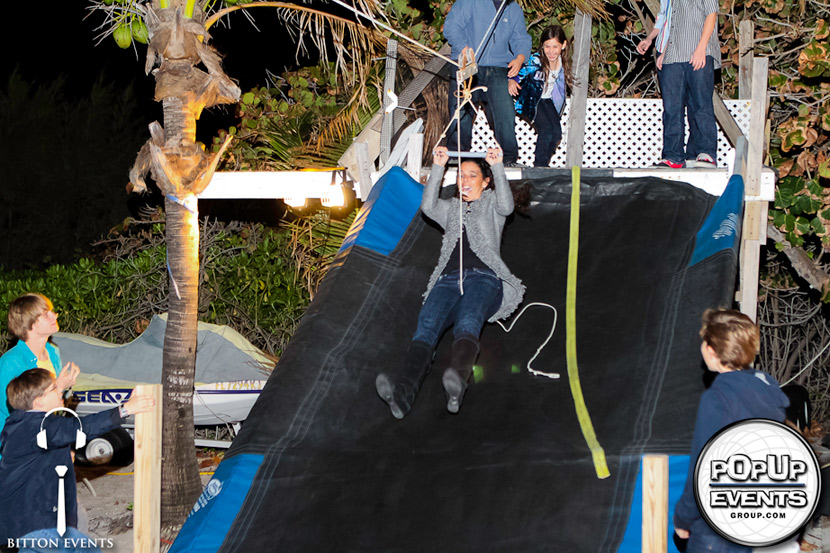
[674,309,790,552]
[0,369,153,550]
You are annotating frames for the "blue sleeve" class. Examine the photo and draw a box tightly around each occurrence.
[674,389,729,530]
[443,0,473,61]
[654,0,668,29]
[42,408,122,448]
[507,4,532,61]
[513,54,538,83]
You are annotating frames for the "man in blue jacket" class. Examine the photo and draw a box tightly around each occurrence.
[443,0,531,166]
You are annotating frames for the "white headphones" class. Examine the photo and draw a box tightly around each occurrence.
[37,407,86,450]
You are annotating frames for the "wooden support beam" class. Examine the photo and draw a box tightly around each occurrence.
[338,113,381,185]
[713,93,745,147]
[739,57,769,322]
[354,141,373,200]
[134,384,162,553]
[641,0,661,19]
[739,236,761,321]
[746,57,769,199]
[739,21,755,99]
[642,454,669,553]
[407,132,424,182]
[566,10,592,168]
[380,39,399,166]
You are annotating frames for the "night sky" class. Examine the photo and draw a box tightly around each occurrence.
[1,1,319,126]
[0,1,331,268]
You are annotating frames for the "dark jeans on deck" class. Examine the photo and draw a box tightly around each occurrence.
[446,66,519,163]
[533,98,562,167]
[658,56,717,165]
[412,268,503,347]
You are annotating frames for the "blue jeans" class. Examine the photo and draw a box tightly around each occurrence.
[18,528,103,553]
[658,56,717,165]
[412,268,503,347]
[533,99,562,167]
[446,66,519,163]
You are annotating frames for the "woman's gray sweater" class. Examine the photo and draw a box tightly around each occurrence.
[420,162,525,322]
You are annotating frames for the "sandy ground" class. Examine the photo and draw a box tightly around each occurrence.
[75,456,218,553]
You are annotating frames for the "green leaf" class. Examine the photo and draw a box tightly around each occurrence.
[775,177,803,208]
[242,92,255,105]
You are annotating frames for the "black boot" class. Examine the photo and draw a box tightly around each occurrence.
[376,341,432,419]
[442,337,480,414]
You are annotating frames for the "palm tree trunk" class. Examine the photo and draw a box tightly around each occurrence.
[161,196,202,542]
[155,84,204,543]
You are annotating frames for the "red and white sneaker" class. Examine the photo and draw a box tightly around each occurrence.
[694,153,716,168]
[654,159,684,169]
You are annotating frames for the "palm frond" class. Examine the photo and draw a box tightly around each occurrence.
[314,67,383,151]
[206,2,386,105]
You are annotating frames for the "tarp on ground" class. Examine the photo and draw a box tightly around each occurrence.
[170,166,743,553]
[52,314,273,389]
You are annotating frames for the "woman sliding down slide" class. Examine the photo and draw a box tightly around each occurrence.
[375,145,525,419]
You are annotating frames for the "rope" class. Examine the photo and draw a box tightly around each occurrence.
[496,303,560,379]
[566,166,610,480]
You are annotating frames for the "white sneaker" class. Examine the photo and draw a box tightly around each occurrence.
[694,153,716,168]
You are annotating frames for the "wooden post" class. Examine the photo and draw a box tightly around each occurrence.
[641,0,661,20]
[739,57,769,322]
[380,39,399,166]
[566,10,592,167]
[713,94,745,147]
[739,21,755,99]
[354,141,373,200]
[642,454,669,553]
[407,132,424,181]
[134,384,162,553]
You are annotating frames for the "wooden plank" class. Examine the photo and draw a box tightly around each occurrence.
[739,238,761,322]
[377,118,424,179]
[380,39,399,166]
[354,141,373,200]
[641,0,661,18]
[642,454,669,553]
[739,21,755,99]
[565,10,592,167]
[743,200,763,241]
[746,57,769,198]
[738,58,768,321]
[713,93,744,147]
[134,384,162,553]
[407,132,424,181]
[338,113,381,183]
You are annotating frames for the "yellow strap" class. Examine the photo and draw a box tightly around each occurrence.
[567,166,610,479]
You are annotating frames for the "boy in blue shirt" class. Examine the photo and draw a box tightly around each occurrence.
[674,310,789,552]
[0,369,153,551]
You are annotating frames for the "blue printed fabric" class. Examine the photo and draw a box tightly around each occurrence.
[512,53,566,122]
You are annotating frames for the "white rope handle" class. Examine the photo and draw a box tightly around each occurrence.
[497,302,560,379]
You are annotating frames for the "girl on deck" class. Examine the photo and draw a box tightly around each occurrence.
[509,25,572,168]
[375,145,525,419]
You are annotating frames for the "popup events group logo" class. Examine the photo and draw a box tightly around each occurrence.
[694,419,821,547]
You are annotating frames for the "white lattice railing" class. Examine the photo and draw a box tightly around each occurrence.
[470,98,752,169]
